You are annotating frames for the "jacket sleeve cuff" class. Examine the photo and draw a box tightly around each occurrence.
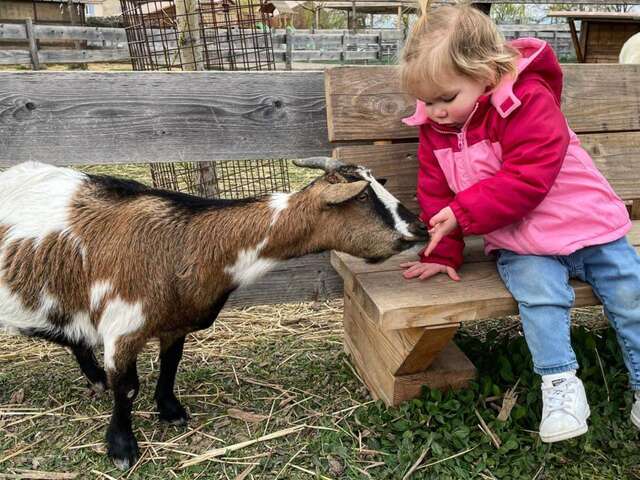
[450,200,473,235]
[419,248,463,270]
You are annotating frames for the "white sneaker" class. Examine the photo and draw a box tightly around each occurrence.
[539,372,590,443]
[631,391,640,430]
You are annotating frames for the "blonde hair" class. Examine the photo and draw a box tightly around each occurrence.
[400,1,519,98]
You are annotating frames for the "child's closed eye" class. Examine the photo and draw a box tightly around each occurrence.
[441,93,458,103]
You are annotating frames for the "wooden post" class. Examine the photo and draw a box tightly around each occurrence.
[351,0,356,33]
[341,31,346,65]
[285,31,293,70]
[174,0,205,71]
[632,200,640,220]
[377,29,383,62]
[174,0,215,197]
[24,18,40,70]
[397,5,402,30]
[343,291,476,406]
[568,18,584,63]
[68,0,87,70]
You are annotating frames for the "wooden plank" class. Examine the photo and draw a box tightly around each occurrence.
[345,289,459,375]
[330,240,486,296]
[325,65,640,142]
[0,50,31,65]
[33,24,127,43]
[0,24,127,43]
[226,252,342,307]
[274,50,380,62]
[333,220,640,280]
[38,48,130,64]
[0,71,330,166]
[354,260,596,331]
[548,11,640,21]
[0,48,130,65]
[334,131,640,206]
[337,223,640,331]
[344,292,476,406]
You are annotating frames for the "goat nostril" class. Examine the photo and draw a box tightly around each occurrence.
[411,223,428,236]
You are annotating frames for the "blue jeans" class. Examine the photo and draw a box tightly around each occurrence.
[496,237,640,390]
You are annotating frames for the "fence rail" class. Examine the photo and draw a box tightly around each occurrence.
[2,65,639,304]
[0,22,576,68]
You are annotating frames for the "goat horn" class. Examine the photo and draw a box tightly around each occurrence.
[292,156,345,172]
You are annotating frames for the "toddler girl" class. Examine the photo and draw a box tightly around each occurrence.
[399,1,640,443]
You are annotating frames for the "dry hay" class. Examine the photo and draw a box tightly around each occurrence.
[0,300,608,477]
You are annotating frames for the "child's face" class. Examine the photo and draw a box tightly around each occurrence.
[418,74,490,128]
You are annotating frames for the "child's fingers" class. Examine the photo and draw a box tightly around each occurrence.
[400,261,419,268]
[446,267,461,281]
[419,268,439,280]
[402,264,422,278]
[429,212,445,227]
[424,231,443,257]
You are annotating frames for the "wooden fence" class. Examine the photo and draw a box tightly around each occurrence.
[0,22,129,67]
[0,22,576,69]
[274,25,575,67]
[2,64,638,305]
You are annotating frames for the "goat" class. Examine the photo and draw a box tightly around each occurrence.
[620,32,640,64]
[0,158,425,469]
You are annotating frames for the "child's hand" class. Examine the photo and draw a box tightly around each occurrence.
[424,206,458,257]
[400,261,460,281]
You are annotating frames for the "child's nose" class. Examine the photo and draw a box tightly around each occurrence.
[435,108,447,118]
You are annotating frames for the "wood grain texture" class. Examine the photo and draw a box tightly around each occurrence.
[226,252,342,307]
[344,291,459,376]
[36,48,130,64]
[326,64,640,142]
[333,222,640,331]
[334,131,640,209]
[344,293,476,406]
[0,71,330,165]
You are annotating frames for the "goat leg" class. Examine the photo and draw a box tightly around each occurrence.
[71,344,107,396]
[106,360,140,470]
[155,334,189,425]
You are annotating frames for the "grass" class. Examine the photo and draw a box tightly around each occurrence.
[1,302,639,479]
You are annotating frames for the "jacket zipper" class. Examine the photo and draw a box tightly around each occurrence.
[430,102,480,153]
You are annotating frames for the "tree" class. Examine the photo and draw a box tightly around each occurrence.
[491,4,530,24]
[548,3,633,13]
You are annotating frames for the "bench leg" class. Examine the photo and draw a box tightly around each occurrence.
[343,292,477,406]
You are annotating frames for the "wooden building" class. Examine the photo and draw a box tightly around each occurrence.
[0,0,100,25]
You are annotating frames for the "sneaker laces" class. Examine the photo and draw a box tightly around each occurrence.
[542,377,579,414]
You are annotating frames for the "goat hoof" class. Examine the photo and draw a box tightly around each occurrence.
[158,401,189,426]
[88,381,107,398]
[107,429,139,470]
[113,456,134,471]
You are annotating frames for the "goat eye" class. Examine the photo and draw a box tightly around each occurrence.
[357,192,368,201]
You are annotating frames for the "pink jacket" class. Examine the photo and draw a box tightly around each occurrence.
[403,37,631,270]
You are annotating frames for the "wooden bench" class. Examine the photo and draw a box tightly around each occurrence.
[325,64,640,406]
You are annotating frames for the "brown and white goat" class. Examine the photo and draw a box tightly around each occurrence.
[0,158,425,469]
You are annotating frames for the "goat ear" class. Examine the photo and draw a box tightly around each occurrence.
[321,181,369,206]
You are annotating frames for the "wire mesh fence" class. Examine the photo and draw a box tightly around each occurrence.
[120,0,289,199]
[149,159,290,199]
